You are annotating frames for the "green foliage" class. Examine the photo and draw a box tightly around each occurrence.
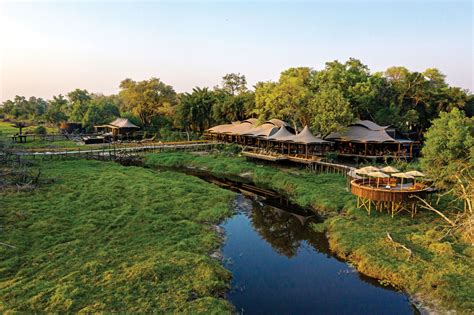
[34,125,47,135]
[0,160,234,313]
[119,77,178,128]
[45,95,69,124]
[253,67,314,128]
[178,87,216,132]
[68,89,92,122]
[421,108,473,191]
[310,87,354,134]
[81,95,120,131]
[221,73,248,95]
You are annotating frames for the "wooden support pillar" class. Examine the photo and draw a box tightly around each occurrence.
[364,143,368,156]
[409,143,413,158]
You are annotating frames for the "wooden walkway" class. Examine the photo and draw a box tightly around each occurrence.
[5,141,221,163]
[242,150,355,177]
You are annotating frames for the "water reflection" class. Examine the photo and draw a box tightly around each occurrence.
[250,203,318,258]
[223,194,416,315]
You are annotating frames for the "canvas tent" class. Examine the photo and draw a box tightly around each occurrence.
[95,118,140,136]
[325,120,414,158]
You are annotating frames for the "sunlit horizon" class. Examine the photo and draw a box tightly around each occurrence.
[1,1,472,102]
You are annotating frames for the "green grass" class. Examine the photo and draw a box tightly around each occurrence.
[0,160,235,313]
[11,139,79,149]
[325,206,474,313]
[0,121,57,136]
[145,151,473,313]
[145,152,352,214]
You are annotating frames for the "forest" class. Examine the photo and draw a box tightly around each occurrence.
[1,58,473,140]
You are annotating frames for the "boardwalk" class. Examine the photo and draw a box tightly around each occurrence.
[3,141,221,163]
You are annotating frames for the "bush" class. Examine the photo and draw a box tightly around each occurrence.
[34,125,47,135]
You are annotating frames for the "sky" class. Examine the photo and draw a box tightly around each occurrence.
[0,0,472,102]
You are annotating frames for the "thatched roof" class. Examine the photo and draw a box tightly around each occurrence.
[325,120,411,143]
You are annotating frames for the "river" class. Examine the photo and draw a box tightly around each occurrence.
[221,194,418,314]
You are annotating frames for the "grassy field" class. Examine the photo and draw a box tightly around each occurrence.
[0,121,57,136]
[0,160,235,313]
[145,151,474,313]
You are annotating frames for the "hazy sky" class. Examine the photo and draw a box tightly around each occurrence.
[0,1,472,102]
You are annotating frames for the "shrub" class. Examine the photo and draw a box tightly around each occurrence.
[34,125,47,135]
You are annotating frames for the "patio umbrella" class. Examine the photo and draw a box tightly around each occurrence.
[355,168,371,185]
[391,172,414,188]
[380,166,399,174]
[359,166,380,173]
[368,171,389,188]
[404,170,426,185]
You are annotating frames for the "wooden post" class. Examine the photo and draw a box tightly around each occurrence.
[364,143,368,156]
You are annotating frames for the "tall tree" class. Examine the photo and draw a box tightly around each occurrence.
[45,95,68,124]
[178,87,216,133]
[221,73,248,95]
[420,108,473,243]
[254,67,314,129]
[119,78,178,128]
[309,88,354,135]
[68,89,92,122]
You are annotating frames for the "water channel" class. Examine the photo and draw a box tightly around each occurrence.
[155,167,419,314]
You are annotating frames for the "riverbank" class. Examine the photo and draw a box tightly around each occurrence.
[0,160,235,313]
[145,152,474,313]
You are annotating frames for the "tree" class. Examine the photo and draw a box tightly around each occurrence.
[68,89,92,122]
[81,95,120,130]
[178,87,217,133]
[212,90,255,123]
[312,58,371,117]
[309,88,354,135]
[252,81,278,122]
[45,95,68,124]
[253,67,314,129]
[119,78,178,128]
[421,109,473,243]
[221,73,247,95]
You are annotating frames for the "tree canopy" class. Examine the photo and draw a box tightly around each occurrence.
[0,58,471,137]
[119,78,178,128]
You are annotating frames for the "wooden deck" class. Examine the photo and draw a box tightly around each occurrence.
[242,151,288,161]
[351,179,429,202]
[350,178,433,217]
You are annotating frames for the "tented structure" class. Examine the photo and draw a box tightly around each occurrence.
[95,118,140,137]
[325,120,415,158]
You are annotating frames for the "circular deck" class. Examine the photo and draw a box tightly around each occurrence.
[350,178,431,202]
